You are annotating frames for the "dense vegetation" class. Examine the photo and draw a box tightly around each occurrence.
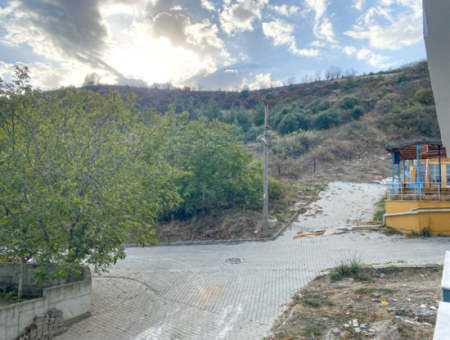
[0,68,283,282]
[87,60,439,145]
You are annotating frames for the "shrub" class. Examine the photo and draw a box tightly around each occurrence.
[340,77,359,90]
[329,259,368,281]
[312,108,342,130]
[241,125,264,143]
[302,95,318,104]
[397,73,407,83]
[338,96,360,110]
[352,105,365,120]
[277,112,311,135]
[239,89,249,99]
[316,100,331,112]
[252,101,265,126]
[414,88,435,105]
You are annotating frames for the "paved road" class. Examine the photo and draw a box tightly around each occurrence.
[58,182,450,340]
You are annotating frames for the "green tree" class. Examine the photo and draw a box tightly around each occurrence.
[414,88,435,105]
[252,101,265,126]
[340,77,359,90]
[338,96,360,110]
[163,118,255,216]
[202,94,223,121]
[352,105,365,120]
[277,111,311,135]
[0,67,181,283]
[235,105,251,132]
[312,108,342,130]
[316,100,331,113]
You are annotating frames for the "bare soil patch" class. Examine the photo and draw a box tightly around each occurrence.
[156,210,285,243]
[266,265,442,340]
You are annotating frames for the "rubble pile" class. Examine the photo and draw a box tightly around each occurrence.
[17,308,68,340]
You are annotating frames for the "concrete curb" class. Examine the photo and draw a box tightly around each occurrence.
[124,181,329,248]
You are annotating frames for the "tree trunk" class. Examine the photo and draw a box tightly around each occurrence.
[18,257,25,299]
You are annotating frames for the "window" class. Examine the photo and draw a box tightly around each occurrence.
[447,165,450,186]
[430,164,441,185]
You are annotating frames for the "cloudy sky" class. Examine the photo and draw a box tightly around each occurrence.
[0,0,426,90]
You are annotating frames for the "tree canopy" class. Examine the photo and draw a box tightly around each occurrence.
[0,67,181,282]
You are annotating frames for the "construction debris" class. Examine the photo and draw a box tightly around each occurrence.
[323,228,336,236]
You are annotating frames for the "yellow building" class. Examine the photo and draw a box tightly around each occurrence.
[384,141,450,235]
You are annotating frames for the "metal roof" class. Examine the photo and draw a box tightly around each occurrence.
[385,141,447,160]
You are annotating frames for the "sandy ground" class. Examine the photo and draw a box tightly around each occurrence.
[292,182,386,233]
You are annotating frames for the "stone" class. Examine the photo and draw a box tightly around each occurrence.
[372,293,380,298]
[412,309,436,317]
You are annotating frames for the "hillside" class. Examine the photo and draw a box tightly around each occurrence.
[88,59,440,242]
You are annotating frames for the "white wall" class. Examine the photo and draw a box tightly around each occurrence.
[0,270,91,340]
[423,0,450,151]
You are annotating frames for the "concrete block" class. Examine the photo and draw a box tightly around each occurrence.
[443,252,450,302]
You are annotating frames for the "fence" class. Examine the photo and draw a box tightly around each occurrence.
[386,182,450,201]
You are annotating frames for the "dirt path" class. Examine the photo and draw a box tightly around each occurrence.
[293,182,385,233]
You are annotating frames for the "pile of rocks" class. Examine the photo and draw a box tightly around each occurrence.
[18,309,68,340]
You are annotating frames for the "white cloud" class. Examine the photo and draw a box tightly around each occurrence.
[353,0,365,10]
[268,4,300,16]
[201,0,215,11]
[262,19,320,57]
[311,40,325,47]
[356,48,392,68]
[0,1,20,17]
[303,0,337,44]
[248,73,282,90]
[345,0,423,50]
[225,69,238,73]
[239,52,249,61]
[220,0,268,35]
[343,46,357,55]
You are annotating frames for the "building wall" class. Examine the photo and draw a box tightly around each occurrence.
[386,200,450,214]
[423,0,450,152]
[385,200,450,234]
[0,267,92,340]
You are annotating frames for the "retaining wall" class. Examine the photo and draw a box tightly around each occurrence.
[0,267,92,340]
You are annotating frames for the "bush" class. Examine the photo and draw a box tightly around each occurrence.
[239,89,249,99]
[241,126,264,143]
[382,104,440,138]
[340,77,359,90]
[352,105,365,120]
[277,112,311,135]
[316,100,331,112]
[397,73,407,83]
[312,108,341,130]
[329,259,368,282]
[414,88,435,105]
[338,96,360,110]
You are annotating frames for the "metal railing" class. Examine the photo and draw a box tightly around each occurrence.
[386,182,450,201]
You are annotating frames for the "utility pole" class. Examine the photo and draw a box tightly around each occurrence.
[263,100,270,232]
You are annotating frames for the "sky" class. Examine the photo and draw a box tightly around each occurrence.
[0,0,426,90]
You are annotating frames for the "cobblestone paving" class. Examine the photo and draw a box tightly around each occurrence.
[58,183,450,340]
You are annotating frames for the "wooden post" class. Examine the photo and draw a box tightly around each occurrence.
[314,158,316,173]
[263,101,270,232]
